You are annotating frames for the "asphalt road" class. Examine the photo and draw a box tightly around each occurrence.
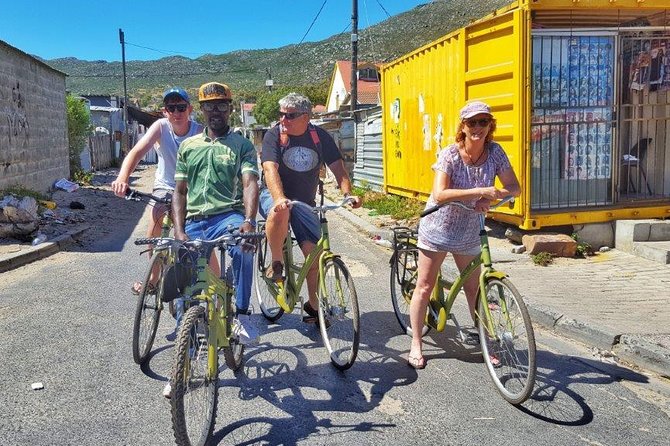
[1,209,668,445]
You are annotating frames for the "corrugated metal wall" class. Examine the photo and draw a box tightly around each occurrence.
[353,107,383,191]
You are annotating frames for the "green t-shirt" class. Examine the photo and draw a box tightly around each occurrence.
[175,128,259,219]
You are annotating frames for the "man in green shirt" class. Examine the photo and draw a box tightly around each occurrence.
[172,81,259,346]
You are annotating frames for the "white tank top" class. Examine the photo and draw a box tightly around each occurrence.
[154,118,203,190]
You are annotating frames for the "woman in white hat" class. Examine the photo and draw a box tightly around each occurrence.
[407,101,520,370]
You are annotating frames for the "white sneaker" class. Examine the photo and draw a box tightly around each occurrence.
[233,314,259,345]
[162,382,172,399]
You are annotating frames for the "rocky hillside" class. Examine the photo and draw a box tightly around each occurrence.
[45,0,510,100]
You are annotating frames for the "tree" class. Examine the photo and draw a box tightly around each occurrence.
[66,94,93,174]
[251,84,329,126]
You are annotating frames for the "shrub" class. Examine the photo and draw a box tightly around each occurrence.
[531,251,554,266]
[66,94,93,175]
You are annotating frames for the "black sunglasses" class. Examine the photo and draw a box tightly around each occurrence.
[201,102,231,112]
[464,118,491,128]
[279,111,306,120]
[165,104,188,113]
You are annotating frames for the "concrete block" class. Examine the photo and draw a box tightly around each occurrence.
[573,222,615,250]
[615,220,653,253]
[522,233,577,257]
[632,241,670,264]
[649,221,670,241]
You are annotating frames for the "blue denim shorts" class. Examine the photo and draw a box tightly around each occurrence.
[259,188,321,245]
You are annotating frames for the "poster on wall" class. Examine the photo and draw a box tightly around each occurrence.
[563,108,612,180]
[531,35,614,181]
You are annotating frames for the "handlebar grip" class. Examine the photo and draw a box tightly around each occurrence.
[420,204,441,218]
[239,231,265,240]
[134,238,157,245]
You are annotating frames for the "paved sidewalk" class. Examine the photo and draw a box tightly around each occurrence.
[331,202,670,378]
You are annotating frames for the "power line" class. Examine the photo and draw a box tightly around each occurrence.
[375,0,391,18]
[125,41,204,57]
[296,0,329,46]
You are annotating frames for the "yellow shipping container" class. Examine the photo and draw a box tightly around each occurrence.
[382,0,670,229]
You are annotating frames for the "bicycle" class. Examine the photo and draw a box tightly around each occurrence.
[389,197,537,405]
[136,229,263,446]
[254,182,360,370]
[125,188,176,365]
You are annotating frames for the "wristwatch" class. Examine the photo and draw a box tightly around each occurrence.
[243,218,256,227]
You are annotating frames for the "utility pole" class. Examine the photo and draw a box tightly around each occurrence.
[350,0,358,113]
[265,68,273,92]
[119,28,129,155]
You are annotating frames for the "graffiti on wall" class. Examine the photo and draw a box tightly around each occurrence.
[2,82,30,145]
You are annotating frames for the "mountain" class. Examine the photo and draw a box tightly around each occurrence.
[45,0,510,101]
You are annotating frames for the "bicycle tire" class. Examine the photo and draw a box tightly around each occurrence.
[389,244,431,337]
[254,235,284,321]
[171,305,218,446]
[477,277,537,405]
[132,251,165,364]
[221,289,244,371]
[318,257,360,370]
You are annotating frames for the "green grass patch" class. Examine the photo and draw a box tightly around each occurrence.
[352,184,424,222]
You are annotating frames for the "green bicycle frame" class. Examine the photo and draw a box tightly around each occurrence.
[182,250,235,379]
[429,219,507,336]
[280,214,338,310]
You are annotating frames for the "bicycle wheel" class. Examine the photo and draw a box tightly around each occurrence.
[171,305,217,446]
[477,277,536,405]
[389,243,430,337]
[318,257,360,370]
[132,251,165,364]
[254,235,283,322]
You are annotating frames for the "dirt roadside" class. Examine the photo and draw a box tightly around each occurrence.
[0,165,157,256]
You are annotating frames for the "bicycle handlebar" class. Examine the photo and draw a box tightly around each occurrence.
[288,196,356,214]
[124,188,171,205]
[420,195,515,218]
[134,231,264,249]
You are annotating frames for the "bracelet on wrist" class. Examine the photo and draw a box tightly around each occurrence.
[243,218,256,227]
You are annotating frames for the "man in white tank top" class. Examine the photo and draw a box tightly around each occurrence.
[112,87,203,294]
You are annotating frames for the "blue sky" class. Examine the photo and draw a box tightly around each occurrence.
[1,0,429,62]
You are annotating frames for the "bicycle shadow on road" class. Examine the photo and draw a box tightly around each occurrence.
[210,340,413,445]
[517,349,649,426]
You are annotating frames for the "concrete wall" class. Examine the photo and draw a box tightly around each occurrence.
[0,40,68,193]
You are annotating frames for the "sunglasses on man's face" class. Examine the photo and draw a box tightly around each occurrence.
[464,118,491,128]
[279,111,305,120]
[165,104,188,113]
[201,102,231,112]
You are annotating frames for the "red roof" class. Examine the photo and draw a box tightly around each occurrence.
[335,60,380,105]
[243,103,255,111]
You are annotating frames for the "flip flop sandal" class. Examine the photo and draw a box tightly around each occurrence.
[302,302,319,324]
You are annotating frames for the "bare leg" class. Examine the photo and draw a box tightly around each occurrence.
[408,248,447,366]
[266,205,290,264]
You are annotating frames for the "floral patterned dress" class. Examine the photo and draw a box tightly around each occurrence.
[417,142,512,254]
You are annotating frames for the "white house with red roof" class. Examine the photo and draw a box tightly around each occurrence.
[326,60,381,112]
[240,101,257,127]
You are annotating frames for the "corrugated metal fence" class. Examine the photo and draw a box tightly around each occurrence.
[353,107,383,191]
